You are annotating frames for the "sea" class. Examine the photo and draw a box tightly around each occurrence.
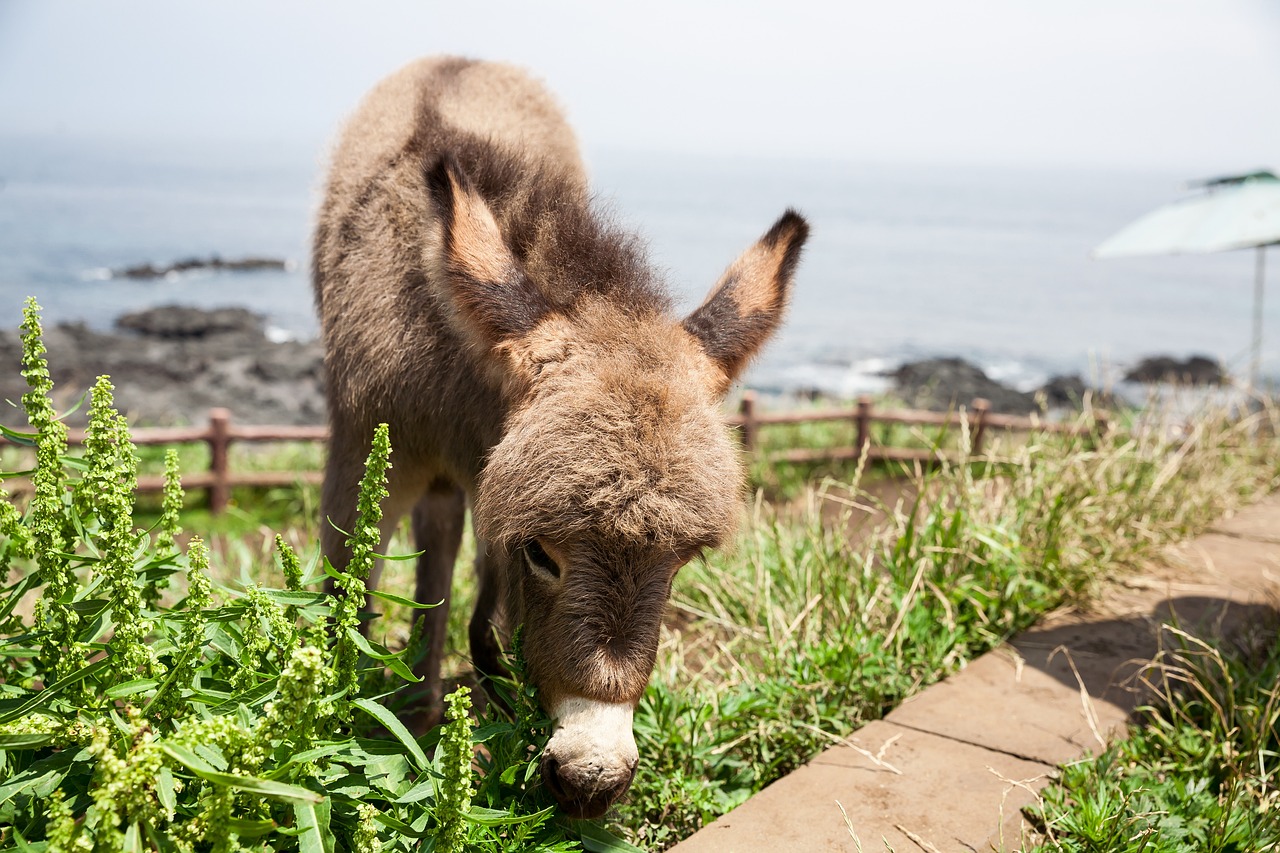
[1,132,1272,403]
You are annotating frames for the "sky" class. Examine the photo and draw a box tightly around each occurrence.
[1,0,1278,174]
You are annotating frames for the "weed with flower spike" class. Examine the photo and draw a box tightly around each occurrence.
[20,298,77,685]
[0,304,615,852]
[159,447,184,537]
[435,686,474,853]
[332,422,390,696]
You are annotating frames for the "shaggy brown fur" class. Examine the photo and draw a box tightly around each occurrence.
[313,56,808,818]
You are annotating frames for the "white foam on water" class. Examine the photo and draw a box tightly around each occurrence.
[750,356,894,399]
[265,325,295,344]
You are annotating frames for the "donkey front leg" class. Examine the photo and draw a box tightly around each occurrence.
[468,538,508,683]
[407,481,466,725]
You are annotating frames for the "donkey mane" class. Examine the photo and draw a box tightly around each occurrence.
[410,112,670,319]
[476,349,743,552]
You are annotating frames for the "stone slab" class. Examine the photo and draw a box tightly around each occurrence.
[885,642,1133,767]
[1210,492,1280,544]
[1162,532,1280,596]
[673,720,1051,853]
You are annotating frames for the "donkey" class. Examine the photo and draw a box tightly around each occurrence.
[312,56,807,819]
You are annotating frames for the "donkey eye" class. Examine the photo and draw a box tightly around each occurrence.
[522,540,560,579]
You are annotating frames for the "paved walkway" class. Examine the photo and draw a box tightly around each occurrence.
[670,493,1280,852]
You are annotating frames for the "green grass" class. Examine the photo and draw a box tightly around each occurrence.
[745,395,1057,502]
[612,405,1280,849]
[29,399,1273,852]
[18,398,1272,852]
[6,296,1280,850]
[1024,616,1280,852]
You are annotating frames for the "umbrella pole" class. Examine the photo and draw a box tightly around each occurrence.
[1252,245,1266,395]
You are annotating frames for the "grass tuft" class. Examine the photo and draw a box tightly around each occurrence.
[1025,614,1280,852]
[615,404,1280,849]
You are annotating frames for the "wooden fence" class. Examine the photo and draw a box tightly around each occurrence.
[4,397,1101,514]
[729,391,1100,464]
[9,408,327,515]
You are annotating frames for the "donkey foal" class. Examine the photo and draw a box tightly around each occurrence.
[313,56,808,819]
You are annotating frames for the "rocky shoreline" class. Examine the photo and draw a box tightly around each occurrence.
[1,306,324,428]
[0,306,1227,430]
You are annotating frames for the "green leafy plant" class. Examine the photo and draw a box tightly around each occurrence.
[0,300,637,853]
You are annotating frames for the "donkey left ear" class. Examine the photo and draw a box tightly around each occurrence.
[682,210,809,389]
[425,155,553,358]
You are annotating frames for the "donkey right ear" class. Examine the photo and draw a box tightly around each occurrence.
[682,210,809,391]
[425,156,553,358]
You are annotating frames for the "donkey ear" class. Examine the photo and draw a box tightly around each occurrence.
[425,155,552,354]
[682,210,809,388]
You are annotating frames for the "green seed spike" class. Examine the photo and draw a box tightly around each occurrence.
[143,447,184,608]
[20,299,68,583]
[19,298,58,434]
[234,586,297,692]
[353,803,384,853]
[20,299,76,681]
[77,376,140,555]
[436,685,474,853]
[0,484,33,583]
[44,789,80,851]
[332,423,392,694]
[184,536,214,608]
[254,645,330,767]
[150,536,214,720]
[347,422,392,584]
[276,534,305,625]
[276,534,302,591]
[82,375,156,683]
[157,448,184,553]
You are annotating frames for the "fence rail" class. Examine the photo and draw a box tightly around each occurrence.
[3,397,1102,513]
[729,392,1101,465]
[3,408,326,514]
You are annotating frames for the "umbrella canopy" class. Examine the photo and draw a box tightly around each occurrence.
[1093,169,1280,391]
[1095,170,1280,258]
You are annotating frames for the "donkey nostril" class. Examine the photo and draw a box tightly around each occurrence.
[543,757,568,801]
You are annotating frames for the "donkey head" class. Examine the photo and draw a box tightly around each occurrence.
[426,157,808,818]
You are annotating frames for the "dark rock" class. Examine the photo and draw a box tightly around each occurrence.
[117,305,264,339]
[113,255,289,280]
[886,357,1037,415]
[1035,374,1117,412]
[791,387,828,404]
[0,306,325,427]
[1038,374,1088,408]
[251,342,324,383]
[1123,355,1226,386]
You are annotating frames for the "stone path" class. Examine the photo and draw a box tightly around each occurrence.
[669,493,1280,852]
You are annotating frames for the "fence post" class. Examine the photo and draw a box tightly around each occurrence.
[208,408,232,514]
[855,396,872,456]
[738,392,757,452]
[1092,408,1109,440]
[970,398,990,456]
